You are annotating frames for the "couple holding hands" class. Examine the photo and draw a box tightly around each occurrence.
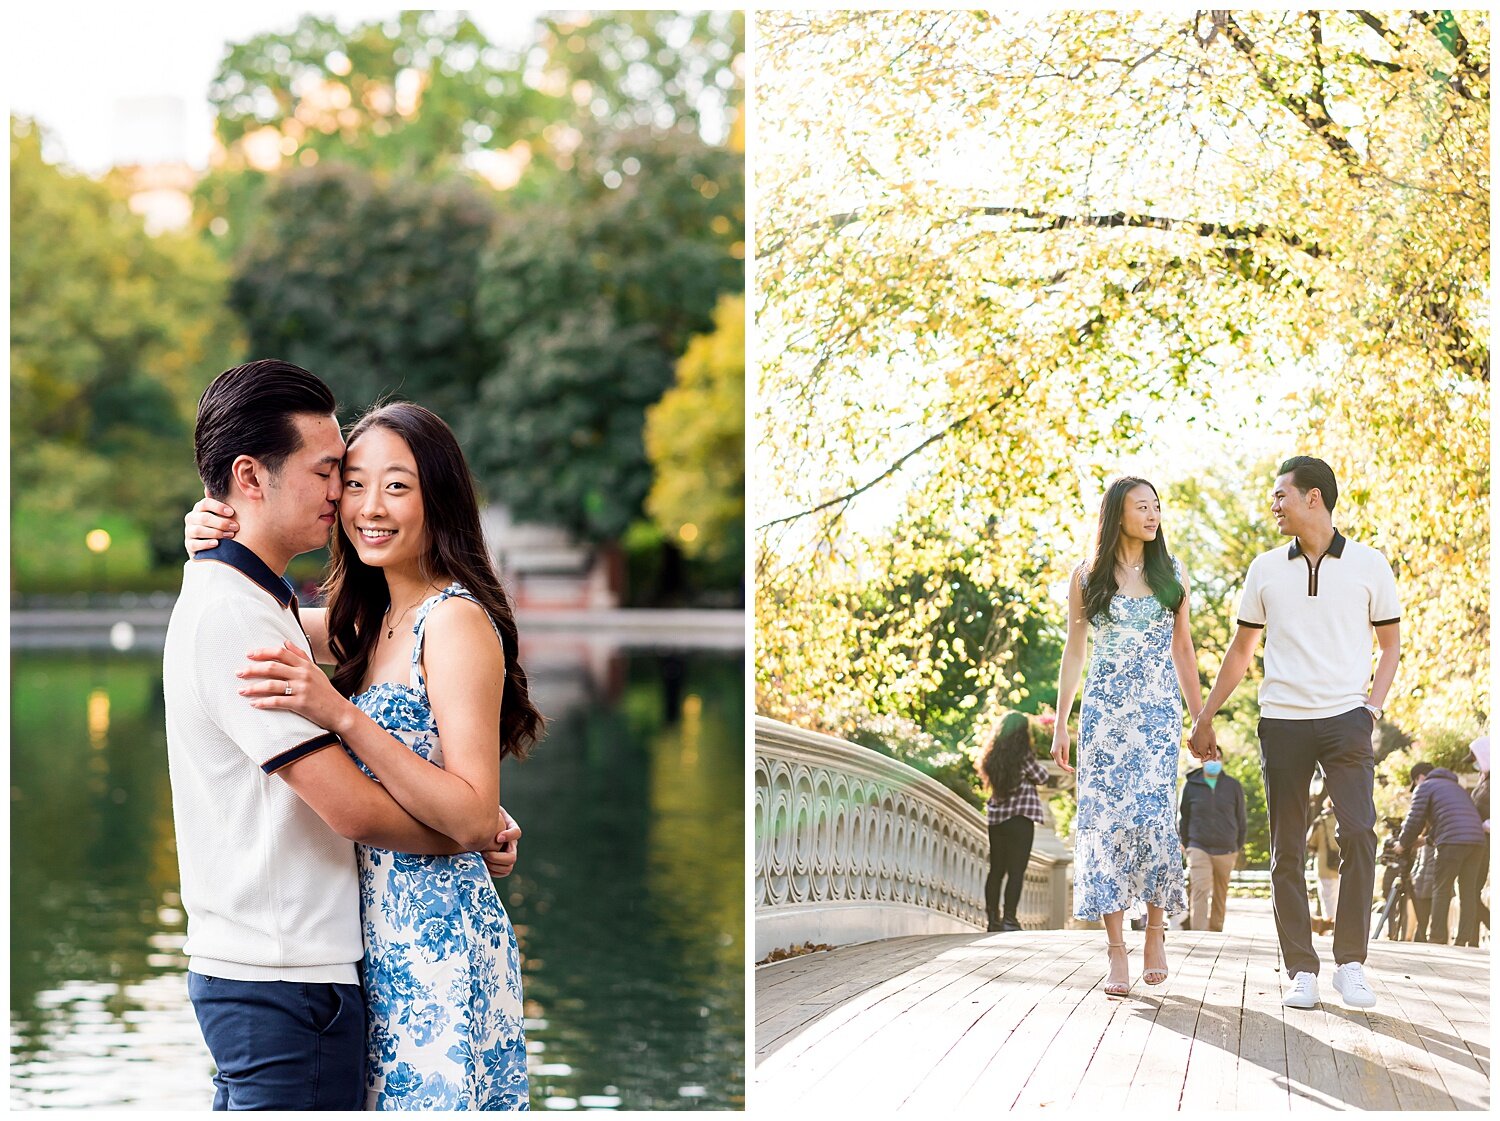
[1051,457,1400,1007]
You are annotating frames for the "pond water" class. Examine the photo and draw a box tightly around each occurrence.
[11,640,745,1110]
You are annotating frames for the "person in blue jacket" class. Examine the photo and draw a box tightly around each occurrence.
[1395,761,1486,946]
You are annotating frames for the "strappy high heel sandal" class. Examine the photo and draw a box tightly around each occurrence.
[1103,940,1131,997]
[1143,921,1168,986]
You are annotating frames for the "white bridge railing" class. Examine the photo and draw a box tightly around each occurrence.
[755,717,1073,959]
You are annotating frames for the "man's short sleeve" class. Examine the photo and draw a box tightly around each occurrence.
[1371,552,1401,627]
[193,600,341,775]
[1235,558,1266,628]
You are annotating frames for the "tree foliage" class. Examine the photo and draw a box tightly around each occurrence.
[755,10,1488,741]
[11,118,242,573]
[644,294,745,567]
[196,10,744,253]
[466,129,744,542]
[227,162,498,417]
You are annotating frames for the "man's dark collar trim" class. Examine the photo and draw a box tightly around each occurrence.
[192,538,295,608]
[1288,529,1345,560]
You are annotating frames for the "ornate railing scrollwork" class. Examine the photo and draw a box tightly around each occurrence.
[755,717,1073,959]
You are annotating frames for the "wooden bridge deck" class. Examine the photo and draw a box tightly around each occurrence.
[755,905,1489,1111]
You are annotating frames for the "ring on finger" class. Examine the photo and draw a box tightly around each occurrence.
[285,684,294,696]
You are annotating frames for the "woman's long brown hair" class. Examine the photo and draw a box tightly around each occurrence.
[1080,476,1184,625]
[980,712,1034,799]
[324,402,543,759]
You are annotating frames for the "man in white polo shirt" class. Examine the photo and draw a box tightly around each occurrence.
[1190,457,1400,1012]
[165,360,518,1110]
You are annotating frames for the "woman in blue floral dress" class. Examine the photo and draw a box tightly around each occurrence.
[209,402,542,1108]
[1051,477,1200,996]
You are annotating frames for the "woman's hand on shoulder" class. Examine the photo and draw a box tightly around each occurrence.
[185,493,237,556]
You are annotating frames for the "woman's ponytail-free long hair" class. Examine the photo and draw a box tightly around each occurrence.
[324,401,543,759]
[1080,476,1184,625]
[980,712,1035,800]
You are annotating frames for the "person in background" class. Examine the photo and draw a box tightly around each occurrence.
[1179,758,1247,932]
[1305,793,1340,933]
[1395,760,1485,946]
[1409,826,1438,942]
[1469,735,1489,938]
[979,712,1052,932]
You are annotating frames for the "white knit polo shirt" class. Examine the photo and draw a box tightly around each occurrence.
[164,540,360,982]
[1235,530,1401,720]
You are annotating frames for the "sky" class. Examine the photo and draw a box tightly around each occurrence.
[5,6,549,174]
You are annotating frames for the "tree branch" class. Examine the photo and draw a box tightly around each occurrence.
[1412,10,1471,63]
[1351,10,1476,95]
[1222,14,1364,175]
[755,414,973,530]
[802,202,1327,260]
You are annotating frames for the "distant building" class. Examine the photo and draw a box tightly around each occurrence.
[113,96,195,235]
[481,506,620,610]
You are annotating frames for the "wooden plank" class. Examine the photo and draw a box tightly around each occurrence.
[1234,938,1291,1111]
[756,938,945,1040]
[1359,1005,1458,1111]
[1321,1003,1400,1111]
[755,935,973,1055]
[1008,944,1131,1110]
[1084,930,1216,1109]
[810,936,1066,1109]
[1366,962,1488,1111]
[752,923,1486,1113]
[903,940,1100,1111]
[1176,933,1250,1111]
[1280,973,1342,1112]
[945,944,1103,1109]
[757,937,1027,1103]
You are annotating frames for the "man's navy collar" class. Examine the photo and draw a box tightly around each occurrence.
[1288,529,1346,561]
[192,538,297,609]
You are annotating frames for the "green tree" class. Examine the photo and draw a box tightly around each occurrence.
[643,293,745,567]
[196,11,744,254]
[467,129,744,543]
[227,162,498,417]
[10,118,242,579]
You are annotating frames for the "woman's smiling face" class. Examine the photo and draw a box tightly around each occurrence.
[339,425,427,571]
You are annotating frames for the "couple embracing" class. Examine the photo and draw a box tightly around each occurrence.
[1051,457,1400,1009]
[165,359,541,1110]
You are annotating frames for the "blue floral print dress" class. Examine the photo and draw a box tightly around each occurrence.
[1072,565,1188,921]
[348,584,528,1111]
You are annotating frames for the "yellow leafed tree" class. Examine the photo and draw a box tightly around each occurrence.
[755,11,1488,742]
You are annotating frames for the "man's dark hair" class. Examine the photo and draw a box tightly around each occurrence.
[1409,760,1435,788]
[195,360,337,499]
[1278,455,1338,511]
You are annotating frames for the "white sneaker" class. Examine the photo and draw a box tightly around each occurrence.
[1282,971,1320,1008]
[1332,962,1377,1009]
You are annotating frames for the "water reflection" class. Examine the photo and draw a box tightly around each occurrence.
[11,643,745,1110]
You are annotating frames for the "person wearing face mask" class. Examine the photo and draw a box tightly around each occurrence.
[1178,756,1247,932]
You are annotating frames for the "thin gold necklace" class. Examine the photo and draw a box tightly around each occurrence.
[383,598,423,640]
[383,583,447,639]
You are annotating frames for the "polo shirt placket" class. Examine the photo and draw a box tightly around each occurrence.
[1235,529,1401,720]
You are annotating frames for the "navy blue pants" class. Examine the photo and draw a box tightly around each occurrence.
[188,972,366,1111]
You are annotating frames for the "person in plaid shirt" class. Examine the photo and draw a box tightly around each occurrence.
[980,712,1055,931]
